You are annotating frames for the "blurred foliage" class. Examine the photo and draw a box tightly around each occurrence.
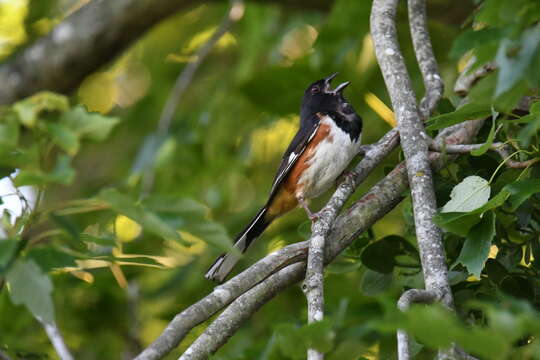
[0,0,539,359]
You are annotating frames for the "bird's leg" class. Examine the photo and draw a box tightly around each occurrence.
[298,196,319,222]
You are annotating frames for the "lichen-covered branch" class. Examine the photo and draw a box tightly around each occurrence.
[179,263,305,360]
[407,0,443,120]
[371,0,452,306]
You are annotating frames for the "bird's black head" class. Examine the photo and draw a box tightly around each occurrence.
[300,73,352,120]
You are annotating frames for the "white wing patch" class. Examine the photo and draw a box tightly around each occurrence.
[269,123,320,196]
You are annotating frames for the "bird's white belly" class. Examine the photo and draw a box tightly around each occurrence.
[297,118,361,199]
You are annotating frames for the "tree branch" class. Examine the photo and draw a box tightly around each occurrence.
[431,142,540,169]
[371,0,452,303]
[0,0,330,105]
[407,0,443,120]
[397,289,440,360]
[38,320,74,360]
[135,112,481,359]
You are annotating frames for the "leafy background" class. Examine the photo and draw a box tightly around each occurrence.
[0,0,540,359]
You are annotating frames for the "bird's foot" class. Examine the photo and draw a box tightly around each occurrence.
[298,196,319,222]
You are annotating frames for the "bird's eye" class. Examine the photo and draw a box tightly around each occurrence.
[311,86,320,94]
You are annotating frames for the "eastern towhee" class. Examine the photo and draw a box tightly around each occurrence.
[205,73,363,282]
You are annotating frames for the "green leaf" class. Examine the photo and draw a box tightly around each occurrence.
[441,176,491,213]
[80,233,116,246]
[426,102,491,130]
[14,154,75,186]
[275,324,307,359]
[496,25,540,96]
[506,179,540,210]
[359,269,392,296]
[360,235,417,273]
[0,239,17,268]
[45,122,80,155]
[471,114,497,156]
[183,221,236,254]
[0,115,19,149]
[434,212,482,237]
[456,212,496,278]
[450,27,505,60]
[61,105,120,141]
[97,188,181,242]
[275,320,334,359]
[302,320,335,353]
[6,259,55,324]
[27,248,76,271]
[12,92,69,128]
[517,113,540,147]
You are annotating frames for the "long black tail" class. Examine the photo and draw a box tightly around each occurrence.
[205,207,272,282]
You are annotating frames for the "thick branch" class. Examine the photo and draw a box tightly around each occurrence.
[179,263,305,360]
[0,0,329,105]
[371,0,452,308]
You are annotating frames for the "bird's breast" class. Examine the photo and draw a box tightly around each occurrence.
[296,116,361,199]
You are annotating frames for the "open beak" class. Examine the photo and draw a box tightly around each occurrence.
[333,81,350,95]
[323,72,338,92]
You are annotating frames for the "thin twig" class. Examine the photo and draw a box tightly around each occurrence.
[38,319,74,360]
[141,0,245,195]
[0,349,13,360]
[397,289,440,360]
[407,0,443,120]
[431,142,540,169]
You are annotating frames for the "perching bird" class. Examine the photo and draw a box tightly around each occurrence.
[205,73,363,282]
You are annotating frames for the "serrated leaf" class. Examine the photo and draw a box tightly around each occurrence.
[6,259,55,324]
[45,122,80,155]
[442,176,491,213]
[426,102,491,131]
[61,105,120,141]
[456,212,496,278]
[97,188,181,242]
[13,92,69,128]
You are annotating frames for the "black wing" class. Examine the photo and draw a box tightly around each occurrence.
[267,114,321,200]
